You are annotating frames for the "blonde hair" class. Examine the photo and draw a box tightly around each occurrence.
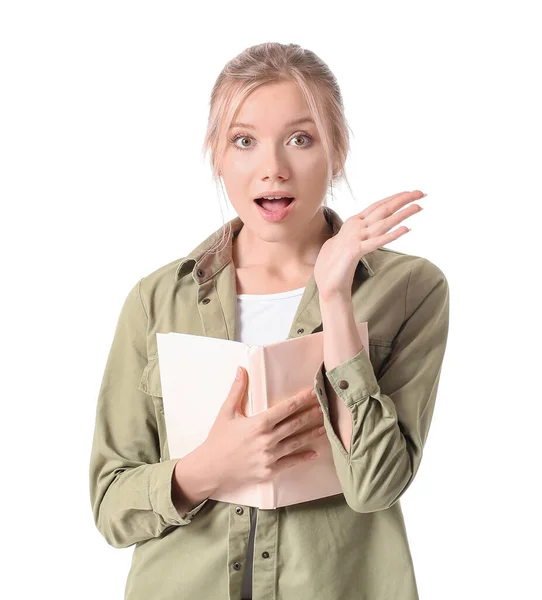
[199,42,355,253]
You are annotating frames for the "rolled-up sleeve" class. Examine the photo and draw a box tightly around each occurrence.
[88,278,208,549]
[314,258,450,513]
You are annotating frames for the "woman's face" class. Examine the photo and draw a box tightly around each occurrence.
[219,80,329,241]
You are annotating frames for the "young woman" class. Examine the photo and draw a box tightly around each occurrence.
[89,42,449,600]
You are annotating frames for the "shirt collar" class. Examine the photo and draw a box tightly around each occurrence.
[174,206,376,283]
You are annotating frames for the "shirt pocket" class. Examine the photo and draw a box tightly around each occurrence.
[137,356,170,461]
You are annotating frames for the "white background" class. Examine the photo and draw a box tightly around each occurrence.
[2,1,540,598]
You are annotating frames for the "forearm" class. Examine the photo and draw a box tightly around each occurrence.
[314,260,449,513]
[319,293,363,451]
[172,444,220,518]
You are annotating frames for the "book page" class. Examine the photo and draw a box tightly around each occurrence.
[156,332,250,459]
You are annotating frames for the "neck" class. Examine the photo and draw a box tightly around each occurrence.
[232,207,333,274]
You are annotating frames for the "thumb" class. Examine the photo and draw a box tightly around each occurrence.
[221,366,248,418]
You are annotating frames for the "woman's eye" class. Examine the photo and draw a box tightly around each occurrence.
[230,133,312,151]
[290,135,311,147]
[235,136,253,149]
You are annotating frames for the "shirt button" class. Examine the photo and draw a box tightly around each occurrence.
[235,506,244,515]
[197,269,205,277]
[297,328,304,334]
[317,387,323,396]
[232,562,241,570]
[262,551,270,559]
[339,380,349,389]
[202,298,211,304]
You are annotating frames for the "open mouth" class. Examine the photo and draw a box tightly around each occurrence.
[253,197,296,221]
[254,197,295,211]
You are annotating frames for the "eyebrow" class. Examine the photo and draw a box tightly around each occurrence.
[228,117,315,130]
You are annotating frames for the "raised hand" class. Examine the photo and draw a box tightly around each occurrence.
[314,190,426,300]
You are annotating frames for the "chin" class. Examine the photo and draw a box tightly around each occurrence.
[250,223,299,242]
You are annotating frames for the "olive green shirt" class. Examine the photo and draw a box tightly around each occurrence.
[89,206,450,600]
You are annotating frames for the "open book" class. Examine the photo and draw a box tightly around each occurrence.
[156,321,369,509]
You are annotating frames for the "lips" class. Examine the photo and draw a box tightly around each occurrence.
[254,197,296,222]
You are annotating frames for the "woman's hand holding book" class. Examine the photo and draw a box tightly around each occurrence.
[198,366,326,495]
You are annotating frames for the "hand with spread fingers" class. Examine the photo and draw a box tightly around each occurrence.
[314,190,427,301]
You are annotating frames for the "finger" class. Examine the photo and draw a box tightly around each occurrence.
[260,388,317,431]
[270,403,322,446]
[274,449,319,473]
[361,194,424,228]
[222,366,248,418]
[360,226,410,252]
[356,191,408,219]
[364,204,422,238]
[364,195,424,229]
[276,421,327,460]
[357,190,425,221]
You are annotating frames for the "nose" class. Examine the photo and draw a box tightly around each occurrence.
[261,144,290,182]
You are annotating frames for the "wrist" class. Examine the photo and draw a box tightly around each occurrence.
[193,441,222,495]
[319,292,353,316]
[318,289,352,306]
[172,444,220,513]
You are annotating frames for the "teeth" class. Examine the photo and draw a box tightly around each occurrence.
[262,196,289,200]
